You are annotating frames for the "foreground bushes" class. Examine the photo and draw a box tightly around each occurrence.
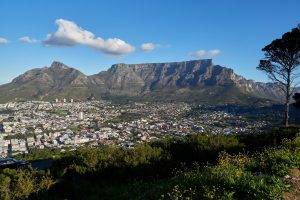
[51,134,244,183]
[1,129,300,199]
[51,144,171,181]
[252,137,300,177]
[162,153,288,200]
[0,167,54,200]
[161,134,300,200]
[151,133,245,165]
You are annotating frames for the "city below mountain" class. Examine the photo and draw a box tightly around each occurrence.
[0,59,284,104]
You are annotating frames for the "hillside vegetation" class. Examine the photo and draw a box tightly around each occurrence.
[1,127,300,199]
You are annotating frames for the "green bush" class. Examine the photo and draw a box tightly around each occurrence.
[251,147,300,177]
[162,152,287,200]
[162,134,245,166]
[0,168,54,200]
[239,127,300,149]
[51,144,170,181]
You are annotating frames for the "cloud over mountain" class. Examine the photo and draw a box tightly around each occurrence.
[43,19,135,55]
[140,43,160,51]
[189,49,221,58]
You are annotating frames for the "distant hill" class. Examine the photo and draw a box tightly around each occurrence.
[0,59,284,104]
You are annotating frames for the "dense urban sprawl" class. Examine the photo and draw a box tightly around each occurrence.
[0,100,271,157]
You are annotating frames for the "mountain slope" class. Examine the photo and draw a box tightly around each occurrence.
[0,61,93,102]
[0,60,283,104]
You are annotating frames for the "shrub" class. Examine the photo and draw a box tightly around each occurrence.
[0,168,54,200]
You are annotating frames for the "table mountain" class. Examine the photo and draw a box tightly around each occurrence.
[0,59,283,104]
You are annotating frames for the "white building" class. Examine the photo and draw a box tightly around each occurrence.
[79,112,84,120]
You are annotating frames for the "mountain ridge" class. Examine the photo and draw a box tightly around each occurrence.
[0,59,283,104]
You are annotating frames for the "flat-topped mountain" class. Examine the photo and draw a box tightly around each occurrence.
[0,60,283,104]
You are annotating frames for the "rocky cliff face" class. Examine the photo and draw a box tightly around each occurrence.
[100,59,233,91]
[94,59,283,101]
[0,60,284,104]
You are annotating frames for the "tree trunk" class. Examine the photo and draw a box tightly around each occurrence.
[284,99,289,127]
[284,70,291,127]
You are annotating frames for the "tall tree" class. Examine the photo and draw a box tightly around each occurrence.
[257,25,300,127]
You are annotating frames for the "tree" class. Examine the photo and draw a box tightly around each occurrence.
[293,93,300,109]
[257,25,300,127]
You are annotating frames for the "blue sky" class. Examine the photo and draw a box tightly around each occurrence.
[0,0,300,84]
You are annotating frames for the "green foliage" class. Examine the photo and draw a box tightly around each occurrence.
[187,134,242,151]
[161,153,287,200]
[5,127,300,199]
[15,148,62,161]
[151,133,245,166]
[0,168,54,200]
[52,144,170,180]
[238,126,300,149]
[251,147,300,177]
[161,185,195,200]
[159,131,300,200]
[257,26,300,127]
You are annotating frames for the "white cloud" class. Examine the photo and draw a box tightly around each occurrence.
[207,49,221,55]
[189,49,221,58]
[0,37,9,44]
[140,43,161,52]
[43,19,134,55]
[140,43,170,52]
[19,36,38,43]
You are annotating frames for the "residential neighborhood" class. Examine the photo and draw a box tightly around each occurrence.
[0,100,273,157]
